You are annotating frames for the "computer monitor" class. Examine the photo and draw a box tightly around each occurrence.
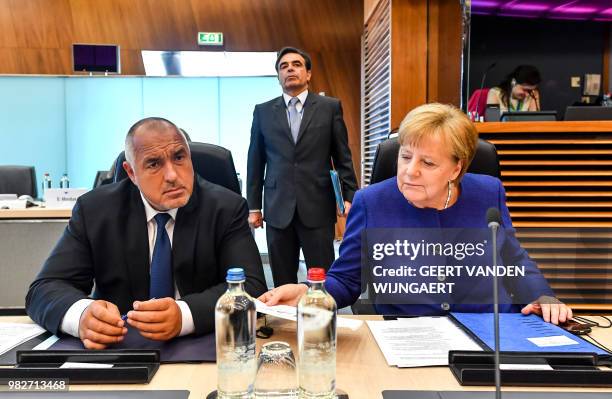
[72,44,120,74]
[484,106,501,122]
[500,111,557,122]
[564,106,612,121]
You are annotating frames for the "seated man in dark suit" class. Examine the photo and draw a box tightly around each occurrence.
[26,117,266,349]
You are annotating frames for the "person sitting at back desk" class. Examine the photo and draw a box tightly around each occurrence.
[260,103,572,325]
[26,117,267,349]
[487,65,541,112]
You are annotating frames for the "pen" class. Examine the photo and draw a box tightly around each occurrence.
[121,297,156,321]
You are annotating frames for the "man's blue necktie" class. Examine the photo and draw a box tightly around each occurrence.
[288,97,301,143]
[150,213,173,299]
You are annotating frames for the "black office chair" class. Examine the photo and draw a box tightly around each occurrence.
[350,137,501,315]
[113,142,241,195]
[0,165,38,198]
[92,170,113,189]
[370,137,501,184]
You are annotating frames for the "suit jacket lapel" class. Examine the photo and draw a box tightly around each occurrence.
[272,97,294,144]
[124,185,150,301]
[172,177,200,296]
[296,93,318,145]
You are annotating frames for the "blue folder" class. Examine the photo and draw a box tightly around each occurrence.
[330,169,345,214]
[450,312,609,356]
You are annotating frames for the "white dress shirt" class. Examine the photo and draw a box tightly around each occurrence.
[60,193,195,338]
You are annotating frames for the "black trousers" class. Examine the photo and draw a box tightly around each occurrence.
[266,210,335,286]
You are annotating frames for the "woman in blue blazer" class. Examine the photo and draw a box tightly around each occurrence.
[260,103,572,324]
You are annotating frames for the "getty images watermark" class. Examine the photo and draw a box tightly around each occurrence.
[360,228,535,305]
[370,238,526,295]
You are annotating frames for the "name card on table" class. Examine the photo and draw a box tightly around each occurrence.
[44,188,88,209]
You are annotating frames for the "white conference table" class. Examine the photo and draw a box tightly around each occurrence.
[1,315,611,398]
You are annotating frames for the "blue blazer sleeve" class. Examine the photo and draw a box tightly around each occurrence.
[497,179,555,303]
[324,190,366,308]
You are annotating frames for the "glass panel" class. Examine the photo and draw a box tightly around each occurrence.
[0,77,66,190]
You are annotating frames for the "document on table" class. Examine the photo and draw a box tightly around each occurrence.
[254,298,363,331]
[366,317,482,367]
[0,323,46,355]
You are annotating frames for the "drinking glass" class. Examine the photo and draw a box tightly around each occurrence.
[254,341,298,398]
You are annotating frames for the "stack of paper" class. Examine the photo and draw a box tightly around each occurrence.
[366,317,482,367]
[0,199,28,209]
[0,323,46,355]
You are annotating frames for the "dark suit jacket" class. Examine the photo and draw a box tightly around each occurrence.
[26,177,267,336]
[247,92,358,229]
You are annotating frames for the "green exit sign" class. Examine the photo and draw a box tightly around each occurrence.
[198,32,223,46]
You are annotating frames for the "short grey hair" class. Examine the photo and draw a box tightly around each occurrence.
[124,117,186,164]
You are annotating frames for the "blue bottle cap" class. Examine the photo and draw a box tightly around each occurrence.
[226,267,245,282]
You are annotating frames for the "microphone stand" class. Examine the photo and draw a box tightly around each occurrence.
[488,219,502,399]
[473,62,497,121]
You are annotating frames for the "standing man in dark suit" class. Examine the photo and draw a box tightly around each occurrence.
[26,117,266,349]
[247,47,358,286]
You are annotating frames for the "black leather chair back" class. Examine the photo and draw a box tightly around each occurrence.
[93,170,113,189]
[113,142,241,195]
[0,165,37,197]
[370,137,501,184]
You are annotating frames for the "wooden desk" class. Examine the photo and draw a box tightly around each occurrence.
[0,208,72,219]
[2,315,611,398]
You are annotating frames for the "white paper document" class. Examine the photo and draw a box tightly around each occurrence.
[255,298,297,321]
[0,199,28,209]
[366,317,482,367]
[254,299,363,331]
[500,363,553,371]
[60,362,113,369]
[527,335,578,348]
[33,334,60,350]
[0,323,46,355]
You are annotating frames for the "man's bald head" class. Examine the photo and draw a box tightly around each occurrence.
[124,117,187,165]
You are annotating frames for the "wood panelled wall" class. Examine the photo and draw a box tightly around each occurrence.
[365,0,463,130]
[0,0,363,179]
[392,0,462,129]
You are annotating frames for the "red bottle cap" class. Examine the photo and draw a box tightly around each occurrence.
[307,267,326,282]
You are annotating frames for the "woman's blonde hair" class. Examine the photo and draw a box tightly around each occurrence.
[398,103,478,182]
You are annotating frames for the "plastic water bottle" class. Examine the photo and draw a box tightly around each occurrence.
[215,268,257,399]
[603,93,611,107]
[59,173,70,189]
[41,173,52,199]
[297,268,337,399]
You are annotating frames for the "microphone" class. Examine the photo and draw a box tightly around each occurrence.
[473,62,497,120]
[487,207,501,228]
[486,207,502,399]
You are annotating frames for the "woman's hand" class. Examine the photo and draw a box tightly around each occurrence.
[258,284,309,307]
[521,295,573,325]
